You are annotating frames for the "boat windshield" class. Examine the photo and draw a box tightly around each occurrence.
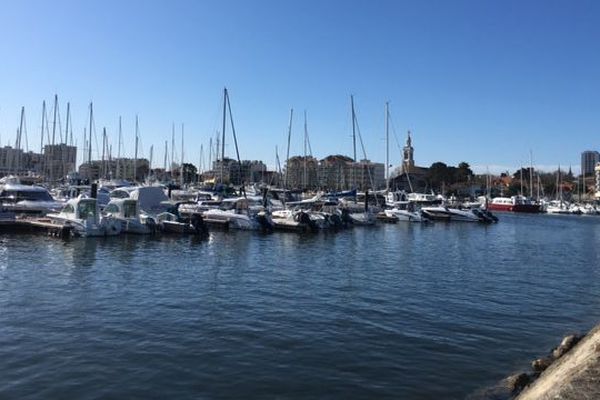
[0,189,54,202]
[123,202,137,218]
[78,201,97,219]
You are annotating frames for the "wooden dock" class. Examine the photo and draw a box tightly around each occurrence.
[0,218,72,238]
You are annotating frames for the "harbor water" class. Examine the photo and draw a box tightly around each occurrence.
[1,213,600,399]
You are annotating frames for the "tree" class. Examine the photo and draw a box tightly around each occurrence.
[182,163,197,184]
[455,162,473,183]
[427,162,451,189]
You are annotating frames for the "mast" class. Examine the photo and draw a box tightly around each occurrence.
[171,123,175,178]
[180,123,184,186]
[225,89,245,196]
[529,150,534,199]
[351,95,356,161]
[284,108,293,189]
[65,102,70,145]
[385,101,390,192]
[208,137,212,170]
[88,103,93,166]
[220,88,227,183]
[149,145,153,178]
[40,101,46,153]
[116,116,122,179]
[101,127,106,179]
[303,110,307,189]
[16,107,25,173]
[50,95,58,181]
[134,115,139,182]
[163,140,168,172]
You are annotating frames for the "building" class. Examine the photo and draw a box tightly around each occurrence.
[78,158,150,181]
[390,131,429,191]
[595,163,600,199]
[0,147,45,176]
[43,144,77,181]
[314,155,385,191]
[206,158,269,185]
[581,151,599,177]
[283,156,319,189]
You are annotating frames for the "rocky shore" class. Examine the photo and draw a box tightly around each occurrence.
[470,324,600,399]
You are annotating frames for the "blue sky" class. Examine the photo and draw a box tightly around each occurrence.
[0,0,598,174]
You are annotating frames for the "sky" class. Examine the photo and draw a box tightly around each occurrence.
[0,0,599,174]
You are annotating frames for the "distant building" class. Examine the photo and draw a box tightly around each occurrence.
[0,147,45,176]
[205,158,269,185]
[284,156,319,189]
[581,150,599,177]
[311,155,384,191]
[390,131,429,191]
[43,144,77,181]
[595,163,600,199]
[79,158,149,181]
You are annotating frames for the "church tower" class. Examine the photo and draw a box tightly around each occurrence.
[402,130,415,173]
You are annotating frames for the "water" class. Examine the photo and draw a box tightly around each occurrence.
[1,214,600,399]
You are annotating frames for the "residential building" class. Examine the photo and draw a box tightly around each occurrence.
[581,150,600,177]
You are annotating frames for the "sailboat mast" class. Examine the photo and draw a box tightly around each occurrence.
[88,103,93,166]
[134,115,139,182]
[284,108,293,189]
[351,95,356,162]
[163,140,168,172]
[529,150,534,199]
[117,116,122,179]
[101,127,106,179]
[180,123,184,186]
[65,102,70,145]
[171,123,175,178]
[221,88,227,183]
[303,110,307,189]
[17,107,25,172]
[385,101,390,192]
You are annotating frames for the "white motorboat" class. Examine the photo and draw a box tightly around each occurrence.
[103,198,156,234]
[0,182,63,215]
[383,201,428,222]
[47,196,122,237]
[202,197,272,231]
[421,206,488,222]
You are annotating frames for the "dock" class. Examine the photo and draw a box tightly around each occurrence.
[0,218,72,238]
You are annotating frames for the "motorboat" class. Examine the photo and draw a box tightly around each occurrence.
[47,196,122,237]
[103,198,156,234]
[202,197,273,231]
[0,182,63,215]
[383,201,428,222]
[487,195,541,213]
[421,206,495,223]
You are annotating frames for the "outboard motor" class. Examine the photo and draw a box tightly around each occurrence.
[340,208,353,227]
[256,213,273,233]
[190,213,209,236]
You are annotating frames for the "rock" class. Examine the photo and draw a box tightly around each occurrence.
[552,334,580,359]
[505,372,531,394]
[531,357,553,372]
